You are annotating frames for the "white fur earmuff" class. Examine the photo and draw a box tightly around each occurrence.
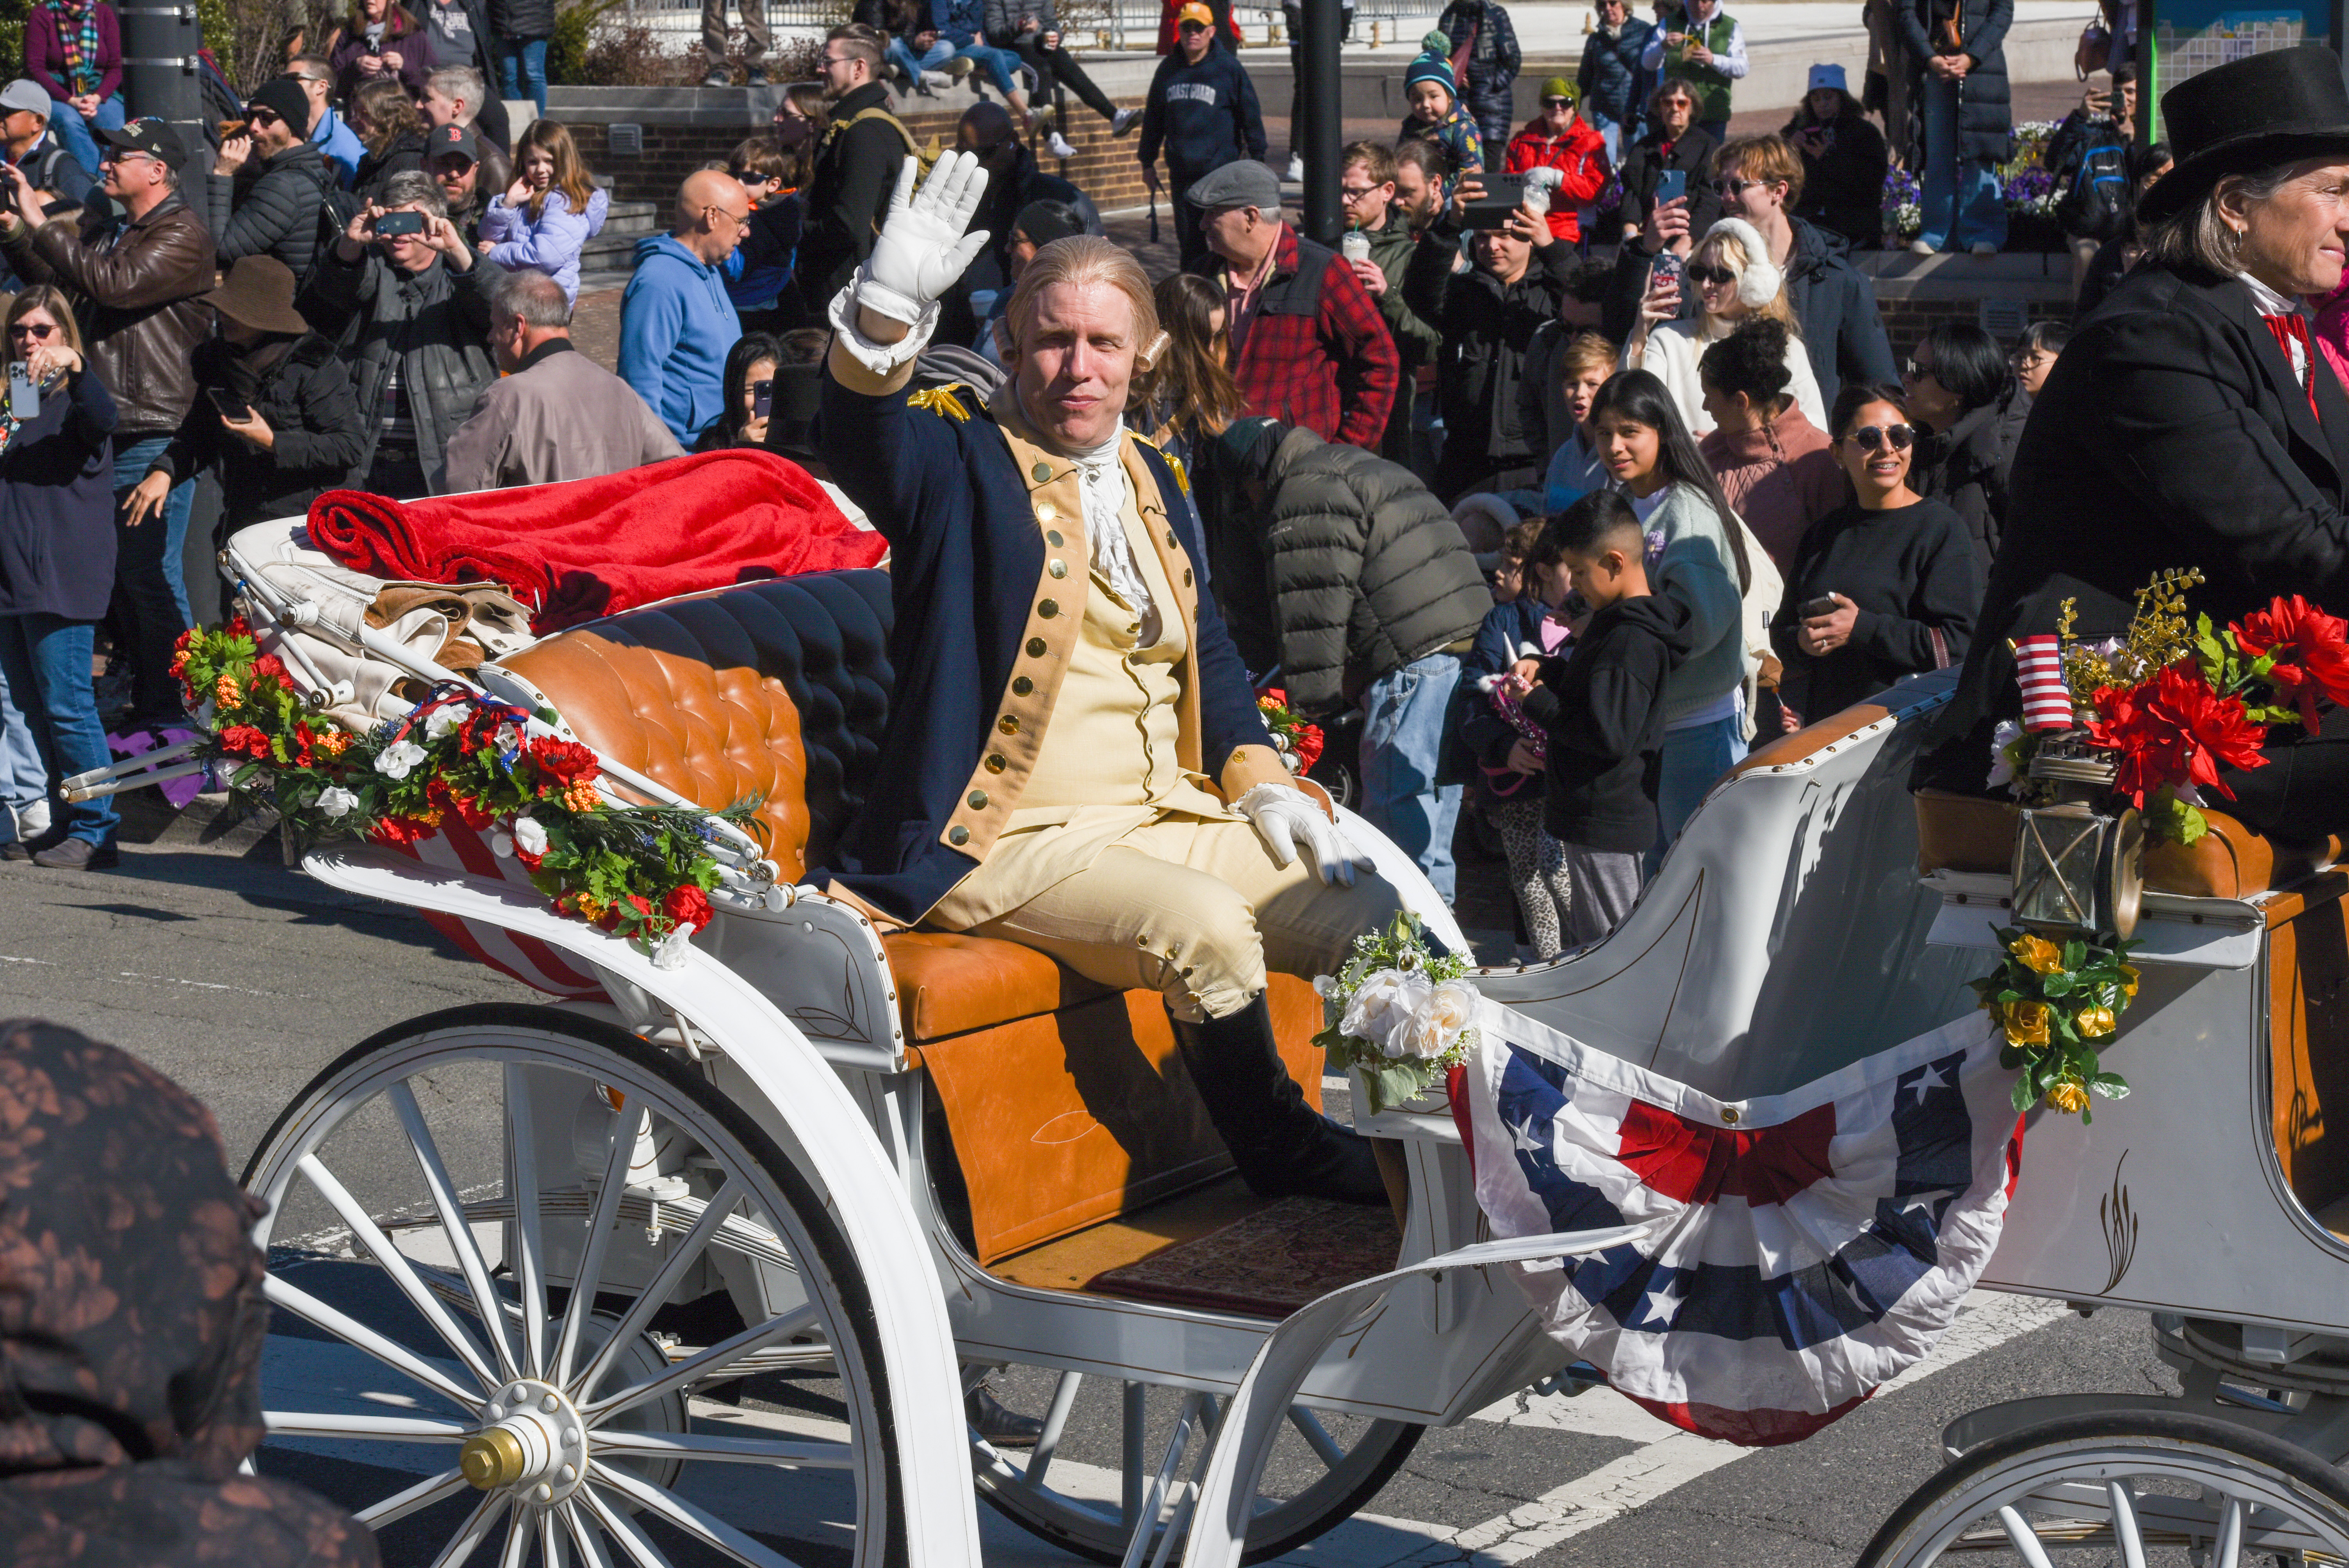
[1702,216,1783,309]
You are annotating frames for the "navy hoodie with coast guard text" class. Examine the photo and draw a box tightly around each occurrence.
[1521,591,1698,852]
[1137,44,1267,177]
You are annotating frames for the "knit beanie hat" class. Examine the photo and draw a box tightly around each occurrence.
[1405,37,1456,98]
[246,75,314,137]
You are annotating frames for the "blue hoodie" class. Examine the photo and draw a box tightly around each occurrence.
[311,104,362,190]
[618,232,741,445]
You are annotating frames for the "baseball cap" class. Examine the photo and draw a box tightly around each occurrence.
[0,81,51,120]
[1175,2,1214,27]
[1186,158,1281,213]
[1807,62,1849,95]
[97,115,187,164]
[426,123,479,164]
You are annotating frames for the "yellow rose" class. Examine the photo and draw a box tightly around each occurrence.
[2118,963,2140,1000]
[2075,1005,2116,1039]
[2003,1000,2051,1049]
[2047,1080,2090,1115]
[2009,934,2065,975]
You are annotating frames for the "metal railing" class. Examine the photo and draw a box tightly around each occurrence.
[616,0,1437,54]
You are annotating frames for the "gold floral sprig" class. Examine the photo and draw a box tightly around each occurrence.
[1969,927,2139,1120]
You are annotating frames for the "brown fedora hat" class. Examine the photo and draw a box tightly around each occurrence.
[204,255,309,336]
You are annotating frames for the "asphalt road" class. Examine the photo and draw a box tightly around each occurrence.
[0,838,2185,1568]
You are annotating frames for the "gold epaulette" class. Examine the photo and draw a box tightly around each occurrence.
[908,383,973,422]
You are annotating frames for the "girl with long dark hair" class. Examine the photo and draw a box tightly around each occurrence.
[698,333,781,451]
[1585,367,1774,852]
[1136,271,1246,469]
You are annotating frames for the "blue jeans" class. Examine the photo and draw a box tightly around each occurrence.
[1918,75,2007,251]
[1586,108,1625,166]
[1359,650,1464,903]
[0,613,117,845]
[499,36,549,118]
[950,40,1023,98]
[1650,711,1746,873]
[112,435,193,720]
[45,91,123,184]
[0,653,44,838]
[889,34,955,81]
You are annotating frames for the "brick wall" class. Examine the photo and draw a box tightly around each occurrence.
[1875,294,2074,361]
[569,122,761,204]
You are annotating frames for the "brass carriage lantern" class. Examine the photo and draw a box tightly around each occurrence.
[2010,738,2143,940]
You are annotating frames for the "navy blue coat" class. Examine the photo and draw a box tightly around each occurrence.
[1137,45,1267,177]
[818,371,1276,924]
[0,367,119,622]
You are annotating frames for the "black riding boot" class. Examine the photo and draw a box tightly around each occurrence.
[1169,994,1388,1205]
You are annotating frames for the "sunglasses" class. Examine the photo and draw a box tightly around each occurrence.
[8,322,54,339]
[1845,422,1915,452]
[1685,262,1738,286]
[1542,96,1573,107]
[1714,176,1758,195]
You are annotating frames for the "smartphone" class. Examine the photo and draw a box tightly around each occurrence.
[7,362,34,422]
[207,388,252,422]
[1463,171,1530,229]
[1655,168,1688,208]
[752,379,772,419]
[374,209,426,237]
[1801,595,1840,618]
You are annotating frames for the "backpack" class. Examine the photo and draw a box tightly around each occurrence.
[825,104,942,188]
[2055,122,2130,242]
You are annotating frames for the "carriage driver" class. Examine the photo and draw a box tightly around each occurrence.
[816,152,1400,1207]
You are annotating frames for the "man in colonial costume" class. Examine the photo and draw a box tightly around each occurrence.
[818,154,1401,1204]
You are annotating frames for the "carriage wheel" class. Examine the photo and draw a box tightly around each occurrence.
[242,1003,907,1568]
[1857,1408,2349,1567]
[971,1367,1422,1565]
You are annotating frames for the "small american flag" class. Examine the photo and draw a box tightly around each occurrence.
[2013,634,2076,732]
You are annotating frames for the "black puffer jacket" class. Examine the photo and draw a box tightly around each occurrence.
[209,139,335,280]
[1914,394,2015,572]
[354,131,429,206]
[146,334,367,530]
[1438,0,1523,143]
[1404,215,1574,499]
[491,0,556,39]
[1193,421,1490,715]
[295,248,499,495]
[1900,0,2012,164]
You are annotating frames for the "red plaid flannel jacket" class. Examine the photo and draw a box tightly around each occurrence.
[1223,225,1400,450]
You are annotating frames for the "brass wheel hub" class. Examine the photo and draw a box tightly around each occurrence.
[459,1378,588,1504]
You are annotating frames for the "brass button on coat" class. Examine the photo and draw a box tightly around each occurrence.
[968,790,990,810]
[1036,502,1057,522]
[1165,529,1178,548]
[1032,462,1053,482]
[1026,637,1047,657]
[1011,676,1033,695]
[998,715,1019,734]
[1183,569,1193,586]
[1038,599,1059,618]
[1046,529,1064,547]
[948,825,970,846]
[1048,560,1068,578]
[984,753,1006,772]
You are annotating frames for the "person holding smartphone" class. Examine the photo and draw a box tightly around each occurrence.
[123,256,364,539]
[1768,383,1980,730]
[698,332,780,450]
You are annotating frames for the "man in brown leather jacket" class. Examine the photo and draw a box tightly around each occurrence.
[0,115,213,725]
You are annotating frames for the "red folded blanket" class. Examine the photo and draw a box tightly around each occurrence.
[306,449,887,633]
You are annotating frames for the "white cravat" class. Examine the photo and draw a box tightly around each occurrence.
[2237,269,2311,388]
[1070,425,1160,645]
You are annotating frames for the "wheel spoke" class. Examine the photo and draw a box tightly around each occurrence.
[2213,1493,2244,1568]
[505,1064,551,1381]
[1018,1370,1084,1491]
[541,1505,565,1568]
[1121,1381,1146,1528]
[577,1481,677,1568]
[588,1461,813,1568]
[356,1467,470,1529]
[1287,1406,1345,1470]
[296,1153,502,1389]
[561,1500,617,1568]
[571,1176,743,1404]
[1993,1504,2056,1568]
[588,1429,856,1468]
[264,1410,471,1442]
[391,1079,522,1383]
[2107,1479,2147,1568]
[499,1502,533,1568]
[554,1098,638,1389]
[263,1273,481,1411]
[429,1488,511,1568]
[583,1308,809,1427]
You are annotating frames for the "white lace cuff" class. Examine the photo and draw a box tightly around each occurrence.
[826,274,939,377]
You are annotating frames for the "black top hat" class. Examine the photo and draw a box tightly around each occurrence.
[2138,44,2349,225]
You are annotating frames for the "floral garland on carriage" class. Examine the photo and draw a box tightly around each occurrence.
[173,621,752,966]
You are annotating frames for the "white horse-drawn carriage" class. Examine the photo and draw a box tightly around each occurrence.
[81,514,2349,1568]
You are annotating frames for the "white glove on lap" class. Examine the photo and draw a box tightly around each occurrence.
[856,149,993,325]
[1238,782,1366,889]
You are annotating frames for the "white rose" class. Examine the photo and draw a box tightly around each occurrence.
[373,739,426,779]
[511,815,549,857]
[315,786,360,819]
[1405,980,1479,1060]
[424,706,465,740]
[651,924,695,971]
[1986,719,2022,790]
[1341,969,1429,1059]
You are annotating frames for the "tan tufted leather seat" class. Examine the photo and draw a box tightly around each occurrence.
[499,571,1328,1262]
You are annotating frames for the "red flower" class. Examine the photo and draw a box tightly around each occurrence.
[428,778,495,829]
[2085,661,2269,804]
[527,736,601,788]
[252,652,289,684]
[369,816,435,847]
[1291,721,1325,774]
[662,884,713,931]
[216,724,272,759]
[2233,594,2349,734]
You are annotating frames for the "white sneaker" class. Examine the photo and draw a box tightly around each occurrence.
[919,70,954,91]
[1047,131,1077,159]
[1907,238,1936,256]
[13,798,49,838]
[1969,240,1998,257]
[1112,106,1139,136]
[1287,152,1305,181]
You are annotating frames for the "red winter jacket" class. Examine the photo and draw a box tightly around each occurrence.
[1221,223,1399,451]
[1503,116,1610,245]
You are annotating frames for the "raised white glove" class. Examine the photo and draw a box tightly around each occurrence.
[1237,782,1366,889]
[856,149,993,326]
